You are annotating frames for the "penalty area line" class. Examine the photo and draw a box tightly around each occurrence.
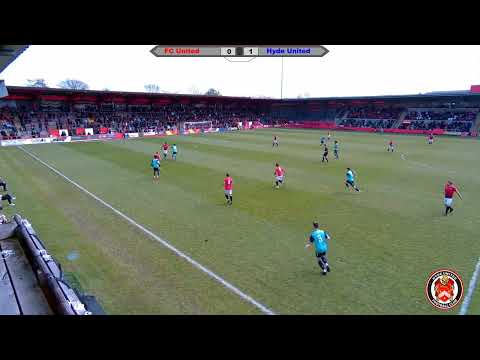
[459,257,480,315]
[18,146,276,315]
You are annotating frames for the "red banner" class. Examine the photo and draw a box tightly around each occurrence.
[285,121,336,129]
[339,126,376,132]
[49,129,59,137]
[470,85,480,93]
[100,127,109,134]
[383,128,444,135]
[76,128,85,135]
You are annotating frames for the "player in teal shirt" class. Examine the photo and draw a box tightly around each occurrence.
[151,158,160,180]
[345,167,360,192]
[305,221,331,275]
[172,144,177,160]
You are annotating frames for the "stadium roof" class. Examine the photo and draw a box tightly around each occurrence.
[0,45,29,74]
[4,85,480,105]
[4,86,275,104]
[281,90,480,103]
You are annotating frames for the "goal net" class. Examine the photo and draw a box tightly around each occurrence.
[183,121,213,131]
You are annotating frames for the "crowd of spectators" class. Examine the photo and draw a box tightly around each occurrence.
[338,118,396,129]
[405,110,477,122]
[0,103,272,139]
[336,106,402,129]
[2,103,479,139]
[345,107,402,120]
[399,120,473,132]
[401,110,477,132]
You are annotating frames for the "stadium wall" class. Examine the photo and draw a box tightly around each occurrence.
[0,127,243,147]
[282,122,475,137]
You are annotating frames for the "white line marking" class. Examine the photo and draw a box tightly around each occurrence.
[459,257,480,315]
[400,152,456,174]
[19,146,276,315]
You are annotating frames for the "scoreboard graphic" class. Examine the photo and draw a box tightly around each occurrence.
[150,45,329,58]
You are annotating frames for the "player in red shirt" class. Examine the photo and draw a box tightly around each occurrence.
[444,180,463,216]
[162,142,169,160]
[224,173,233,205]
[274,163,285,189]
[428,134,434,144]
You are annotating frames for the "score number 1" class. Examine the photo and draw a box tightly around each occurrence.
[221,47,258,56]
[243,47,258,56]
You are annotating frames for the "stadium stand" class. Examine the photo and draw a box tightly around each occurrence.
[399,110,478,132]
[2,86,480,138]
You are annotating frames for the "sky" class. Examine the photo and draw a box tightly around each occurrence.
[1,45,480,99]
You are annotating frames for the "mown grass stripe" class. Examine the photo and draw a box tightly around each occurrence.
[19,145,276,315]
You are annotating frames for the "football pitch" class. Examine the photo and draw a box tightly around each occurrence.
[1,128,479,315]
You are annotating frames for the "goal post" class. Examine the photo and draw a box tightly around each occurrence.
[183,121,213,131]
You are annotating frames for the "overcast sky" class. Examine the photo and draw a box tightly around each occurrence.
[1,45,480,99]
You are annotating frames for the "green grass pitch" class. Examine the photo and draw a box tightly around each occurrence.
[1,128,479,314]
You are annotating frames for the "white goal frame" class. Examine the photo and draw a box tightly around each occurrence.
[183,121,213,130]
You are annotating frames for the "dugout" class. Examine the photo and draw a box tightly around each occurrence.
[0,214,104,315]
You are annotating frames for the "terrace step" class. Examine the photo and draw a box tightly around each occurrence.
[471,112,480,133]
[392,109,408,129]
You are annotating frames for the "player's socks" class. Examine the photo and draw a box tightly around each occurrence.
[449,207,454,214]
[229,195,233,204]
[322,270,327,275]
[326,264,330,272]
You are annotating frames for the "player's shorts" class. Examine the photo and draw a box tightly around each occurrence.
[428,139,433,144]
[224,189,233,196]
[163,150,168,155]
[275,175,284,182]
[153,168,160,175]
[444,197,453,207]
[346,179,355,187]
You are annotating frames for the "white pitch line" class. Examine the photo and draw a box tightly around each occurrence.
[459,257,480,315]
[400,152,456,175]
[19,146,276,315]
